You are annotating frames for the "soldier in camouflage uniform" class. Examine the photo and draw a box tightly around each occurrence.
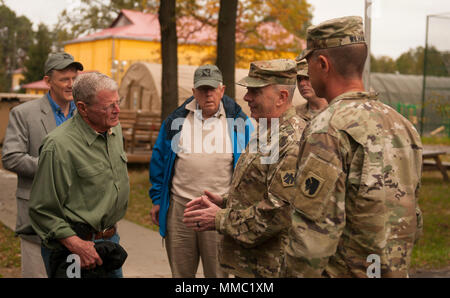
[183,59,307,277]
[295,58,328,122]
[281,16,423,278]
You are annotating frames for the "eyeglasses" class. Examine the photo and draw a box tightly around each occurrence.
[85,98,124,113]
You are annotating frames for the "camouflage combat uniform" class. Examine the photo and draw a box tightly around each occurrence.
[216,106,306,277]
[283,91,423,277]
[295,58,326,122]
[282,16,423,278]
[295,103,322,122]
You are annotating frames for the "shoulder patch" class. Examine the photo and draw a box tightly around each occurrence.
[281,170,296,187]
[301,172,325,198]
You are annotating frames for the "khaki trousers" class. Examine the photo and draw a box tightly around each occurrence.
[165,198,227,278]
[21,238,47,278]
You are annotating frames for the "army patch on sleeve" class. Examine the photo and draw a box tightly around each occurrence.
[300,172,325,198]
[280,170,296,187]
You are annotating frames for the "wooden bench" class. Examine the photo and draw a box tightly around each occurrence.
[130,111,161,153]
[119,109,137,152]
[423,150,449,181]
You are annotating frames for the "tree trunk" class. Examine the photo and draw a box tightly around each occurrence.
[159,0,178,120]
[216,0,238,100]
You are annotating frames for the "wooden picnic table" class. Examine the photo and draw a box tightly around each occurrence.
[422,150,449,181]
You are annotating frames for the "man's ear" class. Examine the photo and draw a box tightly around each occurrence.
[277,89,289,106]
[318,54,330,75]
[76,101,88,117]
[43,76,51,88]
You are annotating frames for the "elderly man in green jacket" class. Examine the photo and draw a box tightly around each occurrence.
[29,72,129,278]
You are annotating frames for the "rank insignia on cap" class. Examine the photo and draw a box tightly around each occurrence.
[301,172,324,198]
[281,170,296,187]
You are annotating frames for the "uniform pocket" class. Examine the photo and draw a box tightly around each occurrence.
[293,153,342,221]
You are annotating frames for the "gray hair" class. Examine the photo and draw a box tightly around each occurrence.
[72,72,118,104]
[274,84,296,102]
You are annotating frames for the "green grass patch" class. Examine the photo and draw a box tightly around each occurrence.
[410,171,450,270]
[0,222,21,270]
[421,136,450,146]
[124,165,159,232]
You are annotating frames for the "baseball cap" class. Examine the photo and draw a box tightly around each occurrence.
[296,58,308,78]
[298,16,366,61]
[236,59,297,88]
[44,52,83,74]
[193,64,223,89]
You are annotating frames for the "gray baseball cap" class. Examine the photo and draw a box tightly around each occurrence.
[194,64,223,89]
[44,52,83,74]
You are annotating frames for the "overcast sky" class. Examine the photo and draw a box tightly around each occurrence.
[4,0,450,59]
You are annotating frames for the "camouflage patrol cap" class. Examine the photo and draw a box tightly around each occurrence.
[236,59,297,88]
[298,16,366,60]
[44,52,83,74]
[296,58,308,78]
[194,64,223,89]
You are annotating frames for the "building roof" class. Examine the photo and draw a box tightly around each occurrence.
[66,10,161,44]
[65,9,304,50]
[21,80,49,90]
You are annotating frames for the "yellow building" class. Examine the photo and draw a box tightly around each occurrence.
[21,80,48,95]
[64,9,303,83]
[11,68,25,92]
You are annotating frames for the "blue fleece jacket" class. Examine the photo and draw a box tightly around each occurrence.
[149,95,253,237]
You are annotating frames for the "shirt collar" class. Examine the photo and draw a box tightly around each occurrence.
[73,113,115,146]
[329,91,378,106]
[256,106,296,141]
[186,99,224,120]
[47,93,76,115]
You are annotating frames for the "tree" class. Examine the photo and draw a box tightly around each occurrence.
[56,0,313,109]
[263,0,312,40]
[0,4,33,91]
[58,0,159,37]
[21,23,52,85]
[396,47,421,75]
[57,0,312,52]
[370,54,397,73]
[52,25,76,52]
[396,46,448,77]
[216,0,238,99]
[424,46,449,77]
[159,0,178,120]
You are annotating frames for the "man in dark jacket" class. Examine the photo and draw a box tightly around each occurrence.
[149,65,253,277]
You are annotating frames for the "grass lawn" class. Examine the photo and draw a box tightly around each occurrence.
[410,171,450,270]
[0,222,20,277]
[124,165,158,232]
[422,136,450,146]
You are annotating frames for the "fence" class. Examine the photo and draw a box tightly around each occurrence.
[421,13,450,137]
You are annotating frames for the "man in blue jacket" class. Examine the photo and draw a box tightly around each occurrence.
[149,65,253,278]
